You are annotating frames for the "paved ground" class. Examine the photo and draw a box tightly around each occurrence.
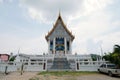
[0,72,120,80]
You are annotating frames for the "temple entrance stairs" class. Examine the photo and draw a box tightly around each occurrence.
[47,54,76,71]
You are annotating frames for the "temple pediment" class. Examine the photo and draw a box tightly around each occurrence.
[45,13,74,41]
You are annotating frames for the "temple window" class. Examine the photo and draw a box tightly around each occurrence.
[67,41,69,50]
[55,38,64,51]
[50,40,53,51]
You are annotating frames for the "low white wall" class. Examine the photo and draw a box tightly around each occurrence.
[24,65,45,71]
[0,62,46,72]
[0,61,108,72]
[78,65,99,71]
[0,65,20,72]
[76,61,108,71]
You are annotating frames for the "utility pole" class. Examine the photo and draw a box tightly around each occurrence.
[100,45,103,61]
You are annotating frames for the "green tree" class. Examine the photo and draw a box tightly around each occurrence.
[9,56,15,61]
[112,45,120,67]
[103,44,120,68]
[90,54,101,61]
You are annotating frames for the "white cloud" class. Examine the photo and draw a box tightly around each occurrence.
[1,0,119,55]
[20,0,113,23]
[0,0,13,3]
[18,0,120,54]
[71,10,111,54]
[0,0,3,3]
[83,0,113,13]
[0,34,47,54]
[112,21,120,26]
[96,32,120,53]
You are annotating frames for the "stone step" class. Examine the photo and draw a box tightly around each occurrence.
[50,57,71,69]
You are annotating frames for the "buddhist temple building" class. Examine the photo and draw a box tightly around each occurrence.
[45,13,74,55]
[0,13,106,72]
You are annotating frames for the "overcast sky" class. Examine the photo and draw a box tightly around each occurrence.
[0,0,120,55]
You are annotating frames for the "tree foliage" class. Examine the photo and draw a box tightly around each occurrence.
[103,44,120,68]
[90,54,101,61]
[9,56,16,61]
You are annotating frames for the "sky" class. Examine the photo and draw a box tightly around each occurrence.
[0,0,120,55]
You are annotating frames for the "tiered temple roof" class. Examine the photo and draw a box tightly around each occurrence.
[45,13,75,41]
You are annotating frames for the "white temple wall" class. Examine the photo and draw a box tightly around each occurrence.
[24,65,45,71]
[77,65,99,71]
[0,60,108,72]
[0,62,46,72]
[75,61,108,71]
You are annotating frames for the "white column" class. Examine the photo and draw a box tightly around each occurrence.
[64,38,67,54]
[53,38,55,54]
[70,40,72,54]
[48,39,50,54]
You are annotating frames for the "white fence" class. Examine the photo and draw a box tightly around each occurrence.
[0,61,46,73]
[0,61,108,72]
[76,61,108,71]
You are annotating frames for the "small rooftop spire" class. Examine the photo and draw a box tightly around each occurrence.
[58,9,61,18]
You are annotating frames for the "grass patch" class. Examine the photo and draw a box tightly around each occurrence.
[38,71,98,76]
